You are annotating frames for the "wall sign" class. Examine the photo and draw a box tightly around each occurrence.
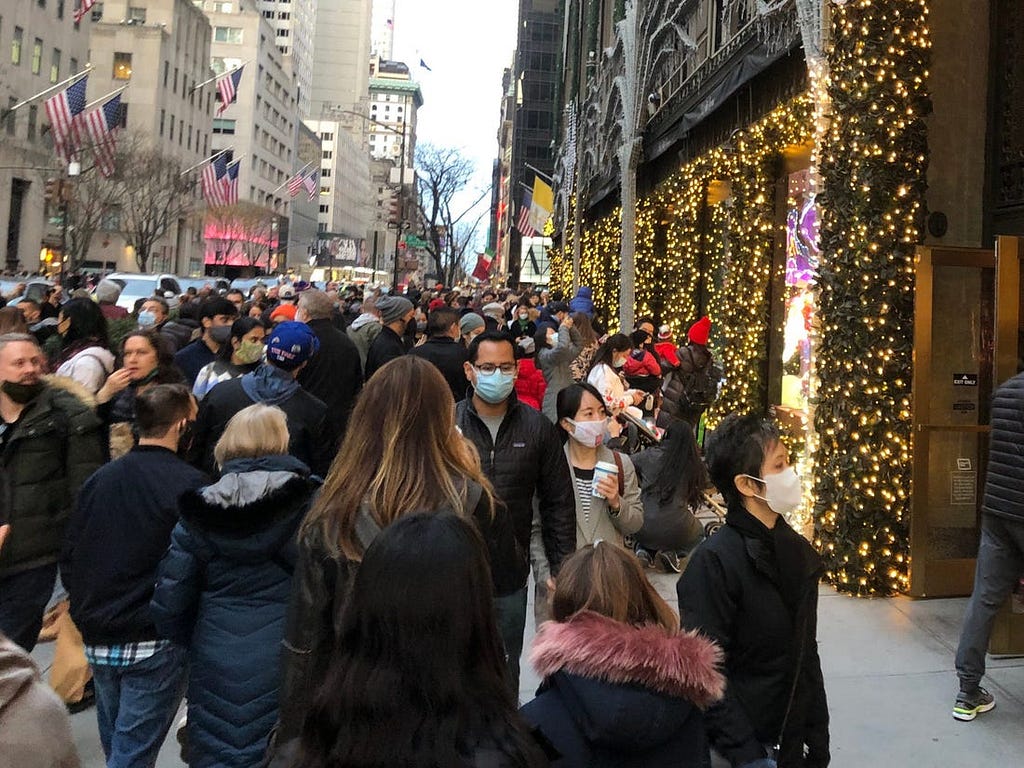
[953,373,979,386]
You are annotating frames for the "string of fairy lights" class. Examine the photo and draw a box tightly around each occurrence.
[551,1,931,596]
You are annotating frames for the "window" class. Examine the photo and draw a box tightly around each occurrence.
[320,131,333,141]
[116,102,128,128]
[213,26,243,43]
[113,52,132,80]
[212,118,236,134]
[278,11,289,19]
[322,150,332,160]
[100,206,121,231]
[318,223,328,232]
[27,105,37,141]
[178,118,183,145]
[12,27,22,66]
[128,6,145,22]
[321,168,331,178]
[69,57,78,74]
[50,48,60,83]
[160,109,165,136]
[91,2,103,22]
[212,2,233,11]
[169,116,174,140]
[173,67,178,93]
[277,28,289,37]
[5,97,15,136]
[31,38,42,75]
[319,204,329,213]
[163,60,169,87]
[187,125,192,150]
[57,0,65,20]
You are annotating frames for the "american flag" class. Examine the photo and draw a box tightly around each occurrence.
[73,0,97,23]
[286,168,306,197]
[302,168,319,202]
[82,94,122,178]
[202,154,228,206]
[517,190,536,237]
[44,75,88,162]
[221,160,240,206]
[216,67,243,116]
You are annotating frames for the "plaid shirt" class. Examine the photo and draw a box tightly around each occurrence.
[85,640,171,668]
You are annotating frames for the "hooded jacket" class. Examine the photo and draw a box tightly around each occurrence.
[0,377,104,578]
[151,456,319,768]
[54,345,115,395]
[677,507,829,768]
[568,287,595,318]
[521,611,724,768]
[346,312,382,369]
[537,324,582,422]
[0,634,80,768]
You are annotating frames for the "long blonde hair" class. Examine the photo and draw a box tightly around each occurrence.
[302,355,495,560]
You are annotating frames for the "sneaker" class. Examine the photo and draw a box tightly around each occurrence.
[953,686,995,721]
[658,551,682,573]
[635,547,654,568]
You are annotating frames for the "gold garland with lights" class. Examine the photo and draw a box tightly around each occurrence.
[813,0,931,595]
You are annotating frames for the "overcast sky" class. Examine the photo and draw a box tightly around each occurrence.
[391,0,520,252]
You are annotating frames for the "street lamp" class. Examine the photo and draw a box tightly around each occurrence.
[330,109,408,291]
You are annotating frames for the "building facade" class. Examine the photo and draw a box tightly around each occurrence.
[369,0,395,59]
[310,0,371,121]
[0,0,91,272]
[256,0,315,116]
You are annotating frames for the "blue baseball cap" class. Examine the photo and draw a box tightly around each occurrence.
[266,321,320,370]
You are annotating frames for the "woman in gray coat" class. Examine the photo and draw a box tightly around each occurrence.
[536,318,581,422]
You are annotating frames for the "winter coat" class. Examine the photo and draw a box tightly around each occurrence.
[364,325,406,381]
[568,287,595,318]
[193,360,257,401]
[346,313,382,369]
[521,611,724,768]
[410,335,470,400]
[622,349,661,378]
[530,445,643,585]
[568,342,598,383]
[537,325,582,422]
[151,456,319,768]
[587,363,633,415]
[661,344,719,424]
[159,319,199,352]
[456,393,576,584]
[0,634,80,768]
[654,341,680,370]
[100,366,187,460]
[62,446,207,645]
[677,507,829,768]
[297,317,363,440]
[982,370,1024,522]
[630,445,705,553]
[514,358,547,411]
[508,317,537,341]
[0,378,104,578]
[175,338,219,388]
[277,481,521,741]
[190,365,334,477]
[54,345,115,395]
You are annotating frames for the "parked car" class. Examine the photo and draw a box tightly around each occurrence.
[0,278,56,305]
[230,275,282,296]
[177,276,230,295]
[103,273,183,311]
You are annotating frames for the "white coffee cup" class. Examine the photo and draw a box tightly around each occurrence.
[592,460,619,499]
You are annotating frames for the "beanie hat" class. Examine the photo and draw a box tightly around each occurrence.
[482,302,505,320]
[270,304,297,322]
[459,313,485,336]
[95,279,122,304]
[428,298,447,312]
[376,295,414,326]
[266,321,320,370]
[658,324,673,341]
[688,316,711,346]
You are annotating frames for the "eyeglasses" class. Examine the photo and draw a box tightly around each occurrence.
[474,363,517,375]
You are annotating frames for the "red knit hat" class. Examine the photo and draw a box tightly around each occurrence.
[428,298,446,312]
[688,316,711,346]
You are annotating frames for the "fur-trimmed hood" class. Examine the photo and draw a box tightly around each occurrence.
[42,373,97,408]
[531,611,724,708]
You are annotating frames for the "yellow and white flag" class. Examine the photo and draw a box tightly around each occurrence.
[528,176,553,235]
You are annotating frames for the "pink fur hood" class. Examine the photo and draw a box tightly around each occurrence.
[530,611,725,709]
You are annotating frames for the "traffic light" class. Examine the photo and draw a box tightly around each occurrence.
[44,178,61,204]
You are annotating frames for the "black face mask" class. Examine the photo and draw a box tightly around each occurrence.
[2,380,44,405]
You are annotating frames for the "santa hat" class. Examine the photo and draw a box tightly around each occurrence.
[688,316,711,346]
[658,324,673,341]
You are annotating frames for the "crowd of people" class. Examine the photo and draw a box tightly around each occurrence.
[0,275,829,768]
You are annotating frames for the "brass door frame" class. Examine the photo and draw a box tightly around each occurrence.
[910,246,994,597]
[995,236,1022,382]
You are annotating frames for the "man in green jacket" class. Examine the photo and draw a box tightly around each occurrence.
[0,333,104,651]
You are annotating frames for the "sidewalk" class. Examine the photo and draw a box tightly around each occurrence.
[34,574,1024,767]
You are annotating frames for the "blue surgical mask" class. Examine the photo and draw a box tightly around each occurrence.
[474,368,515,404]
[138,311,157,328]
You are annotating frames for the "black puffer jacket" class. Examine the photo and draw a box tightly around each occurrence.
[456,393,576,582]
[982,371,1024,522]
[677,507,829,768]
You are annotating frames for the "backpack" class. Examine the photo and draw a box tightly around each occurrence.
[676,346,722,408]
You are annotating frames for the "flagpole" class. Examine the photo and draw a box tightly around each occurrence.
[225,153,246,167]
[191,60,253,92]
[180,147,233,176]
[0,66,92,118]
[269,160,316,194]
[524,163,553,183]
[83,84,129,111]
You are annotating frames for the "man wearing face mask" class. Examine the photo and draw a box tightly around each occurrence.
[61,385,206,767]
[173,297,239,388]
[0,333,104,652]
[677,414,828,768]
[364,295,415,382]
[456,331,576,690]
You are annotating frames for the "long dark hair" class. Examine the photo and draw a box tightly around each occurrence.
[650,418,709,508]
[295,512,546,768]
[589,333,632,373]
[120,329,185,385]
[216,316,264,362]
[59,297,110,350]
[555,382,609,442]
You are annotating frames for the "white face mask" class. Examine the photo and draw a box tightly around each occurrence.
[566,418,609,448]
[745,467,802,515]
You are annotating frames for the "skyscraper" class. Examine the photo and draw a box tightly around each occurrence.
[257,0,316,116]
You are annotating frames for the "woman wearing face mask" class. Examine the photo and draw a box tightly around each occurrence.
[535,318,581,423]
[52,297,116,395]
[96,330,186,459]
[192,317,266,401]
[677,414,828,768]
[508,302,537,342]
[586,333,645,417]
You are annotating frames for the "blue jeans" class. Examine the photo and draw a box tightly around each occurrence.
[0,563,58,652]
[91,643,188,768]
[494,586,528,693]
